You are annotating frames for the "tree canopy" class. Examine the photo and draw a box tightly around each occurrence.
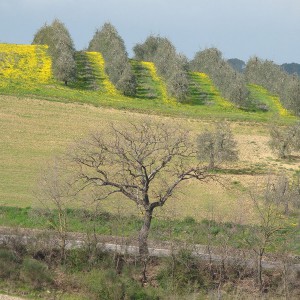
[32,19,76,85]
[134,35,189,102]
[88,23,136,96]
[190,48,250,108]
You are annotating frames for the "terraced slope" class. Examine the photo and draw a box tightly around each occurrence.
[131,60,175,104]
[73,51,97,90]
[73,51,118,95]
[0,43,294,121]
[0,44,52,86]
[188,72,233,108]
[248,84,291,117]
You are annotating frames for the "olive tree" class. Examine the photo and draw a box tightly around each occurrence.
[244,57,300,115]
[284,77,300,115]
[266,173,300,215]
[65,121,211,259]
[133,35,189,102]
[269,123,300,159]
[190,48,250,108]
[32,19,76,85]
[245,57,288,95]
[88,23,136,96]
[197,122,238,169]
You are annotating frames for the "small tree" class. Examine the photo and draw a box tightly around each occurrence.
[266,173,300,215]
[269,123,300,159]
[32,19,76,85]
[35,159,74,263]
[244,180,290,291]
[64,120,211,261]
[197,122,238,169]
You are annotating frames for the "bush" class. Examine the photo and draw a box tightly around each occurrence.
[0,248,20,280]
[80,268,160,300]
[157,249,204,294]
[20,258,53,289]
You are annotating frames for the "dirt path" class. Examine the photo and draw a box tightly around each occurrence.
[0,226,299,273]
[0,295,25,300]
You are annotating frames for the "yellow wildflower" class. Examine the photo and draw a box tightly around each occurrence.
[86,52,118,95]
[194,72,233,108]
[0,43,52,83]
[141,61,177,105]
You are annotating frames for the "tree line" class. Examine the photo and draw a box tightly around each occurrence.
[32,19,300,114]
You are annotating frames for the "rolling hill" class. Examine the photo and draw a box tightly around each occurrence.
[0,43,298,219]
[0,43,294,123]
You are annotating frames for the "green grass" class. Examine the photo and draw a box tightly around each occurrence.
[1,206,298,254]
[0,45,299,233]
[248,84,291,116]
[130,59,160,99]
[0,44,296,123]
[0,79,296,123]
[71,51,101,90]
[187,72,222,105]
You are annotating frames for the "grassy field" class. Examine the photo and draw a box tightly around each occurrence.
[1,95,299,224]
[0,43,299,226]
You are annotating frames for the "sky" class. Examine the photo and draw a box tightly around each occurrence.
[0,0,299,64]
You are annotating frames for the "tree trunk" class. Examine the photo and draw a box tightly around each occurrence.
[257,249,264,291]
[138,209,153,259]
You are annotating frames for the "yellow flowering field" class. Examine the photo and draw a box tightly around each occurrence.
[86,52,118,95]
[0,43,52,86]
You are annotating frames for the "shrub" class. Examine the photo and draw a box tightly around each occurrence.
[197,122,238,169]
[20,258,53,289]
[0,248,20,280]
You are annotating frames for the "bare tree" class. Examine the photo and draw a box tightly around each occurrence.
[66,121,211,260]
[35,159,75,263]
[197,122,238,169]
[244,181,290,291]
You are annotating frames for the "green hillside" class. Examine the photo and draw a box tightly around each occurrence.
[0,43,295,123]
